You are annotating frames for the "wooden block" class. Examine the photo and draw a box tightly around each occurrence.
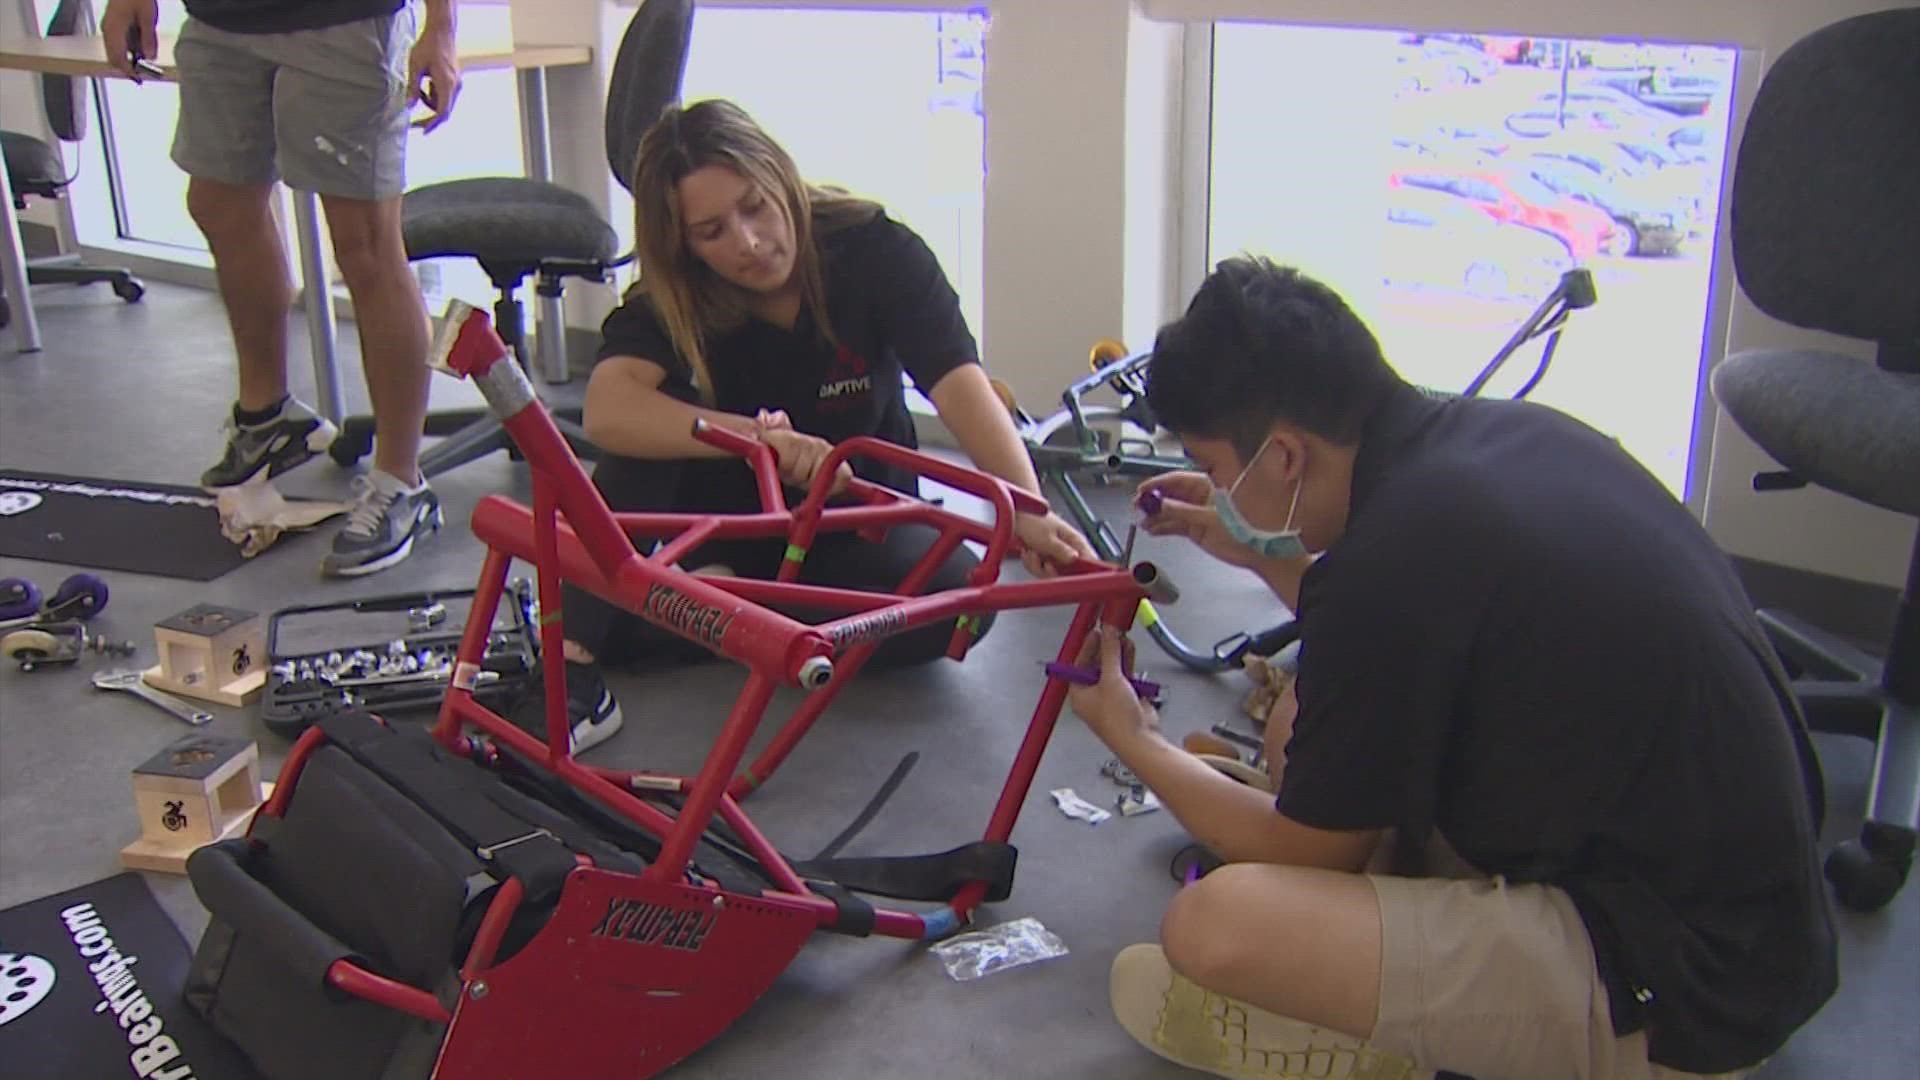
[122,735,269,875]
[120,783,275,876]
[142,663,266,707]
[150,604,265,705]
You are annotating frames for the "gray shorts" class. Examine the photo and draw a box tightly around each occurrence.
[170,8,416,200]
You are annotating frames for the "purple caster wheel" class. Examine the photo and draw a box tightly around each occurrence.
[47,574,109,621]
[0,578,42,622]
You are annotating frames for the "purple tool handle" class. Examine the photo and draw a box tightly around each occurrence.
[1044,661,1162,700]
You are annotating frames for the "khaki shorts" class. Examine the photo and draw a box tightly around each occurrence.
[170,10,416,200]
[1366,841,1753,1080]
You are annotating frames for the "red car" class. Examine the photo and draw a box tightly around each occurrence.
[1389,165,1617,260]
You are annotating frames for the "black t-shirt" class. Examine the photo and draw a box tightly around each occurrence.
[595,211,980,497]
[184,0,406,35]
[1279,385,1837,1073]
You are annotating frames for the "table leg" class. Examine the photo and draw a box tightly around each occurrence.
[291,189,345,425]
[516,65,570,385]
[0,147,44,353]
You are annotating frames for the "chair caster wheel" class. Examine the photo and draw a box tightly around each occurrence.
[113,277,146,303]
[330,428,373,467]
[1825,832,1912,913]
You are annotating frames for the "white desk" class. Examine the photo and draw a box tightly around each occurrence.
[0,31,592,418]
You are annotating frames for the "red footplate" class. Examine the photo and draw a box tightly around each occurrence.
[433,867,817,1079]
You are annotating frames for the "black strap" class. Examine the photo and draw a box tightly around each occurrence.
[492,746,775,897]
[809,882,877,937]
[790,841,1018,904]
[318,711,580,907]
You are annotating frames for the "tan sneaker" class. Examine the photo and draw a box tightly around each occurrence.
[1108,944,1428,1080]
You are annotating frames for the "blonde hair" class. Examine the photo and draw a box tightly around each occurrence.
[629,98,882,402]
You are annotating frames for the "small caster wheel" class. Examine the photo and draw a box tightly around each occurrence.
[2,628,61,671]
[113,277,146,303]
[1,577,43,622]
[1825,840,1910,913]
[330,427,373,467]
[48,573,109,621]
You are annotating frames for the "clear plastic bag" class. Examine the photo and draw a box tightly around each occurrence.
[929,917,1069,981]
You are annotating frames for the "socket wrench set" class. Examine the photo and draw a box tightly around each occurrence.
[261,580,541,739]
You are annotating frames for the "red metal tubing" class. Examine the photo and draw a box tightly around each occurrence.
[645,671,781,884]
[433,546,514,745]
[727,639,874,799]
[712,795,811,896]
[257,725,327,823]
[445,694,681,839]
[326,961,450,1025]
[459,876,526,982]
[650,518,719,568]
[471,496,833,688]
[532,483,575,763]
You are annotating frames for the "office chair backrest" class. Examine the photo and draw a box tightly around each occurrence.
[1729,7,1920,353]
[604,0,695,195]
[41,0,90,143]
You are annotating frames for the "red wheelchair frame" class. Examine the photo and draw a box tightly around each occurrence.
[253,304,1164,1077]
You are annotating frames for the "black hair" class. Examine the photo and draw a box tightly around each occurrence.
[1146,257,1401,457]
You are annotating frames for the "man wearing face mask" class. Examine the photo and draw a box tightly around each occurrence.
[1066,257,1836,1080]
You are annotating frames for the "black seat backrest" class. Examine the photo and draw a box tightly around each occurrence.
[603,0,695,194]
[42,0,90,143]
[1729,7,1920,362]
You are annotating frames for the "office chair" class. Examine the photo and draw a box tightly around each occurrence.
[1709,7,1920,913]
[329,0,696,479]
[0,0,144,331]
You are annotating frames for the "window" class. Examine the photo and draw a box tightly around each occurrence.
[1206,24,1738,498]
[679,6,988,348]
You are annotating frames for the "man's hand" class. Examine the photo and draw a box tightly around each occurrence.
[1014,510,1096,578]
[100,0,159,80]
[1065,625,1161,749]
[1262,675,1297,791]
[407,8,462,133]
[762,428,852,497]
[1137,471,1267,569]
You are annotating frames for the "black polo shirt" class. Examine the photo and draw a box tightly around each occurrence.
[185,0,405,34]
[595,212,979,497]
[1280,384,1837,1073]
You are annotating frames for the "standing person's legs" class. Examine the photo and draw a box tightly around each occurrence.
[270,11,441,576]
[172,19,338,489]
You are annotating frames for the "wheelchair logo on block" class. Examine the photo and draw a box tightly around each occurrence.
[0,952,56,1027]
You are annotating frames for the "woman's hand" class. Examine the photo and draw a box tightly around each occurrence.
[1065,625,1161,749]
[1137,471,1265,570]
[761,428,852,496]
[1014,510,1097,578]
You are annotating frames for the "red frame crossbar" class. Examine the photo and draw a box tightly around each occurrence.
[272,304,1158,1039]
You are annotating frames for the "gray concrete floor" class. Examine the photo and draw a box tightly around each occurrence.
[1,280,1914,1078]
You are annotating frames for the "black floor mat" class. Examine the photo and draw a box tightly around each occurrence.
[0,471,248,581]
[0,872,261,1080]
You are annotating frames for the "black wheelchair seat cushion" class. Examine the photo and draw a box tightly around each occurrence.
[186,744,482,1080]
[1712,349,1920,516]
[403,177,618,269]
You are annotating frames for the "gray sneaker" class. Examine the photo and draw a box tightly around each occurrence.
[321,472,443,577]
[201,397,339,489]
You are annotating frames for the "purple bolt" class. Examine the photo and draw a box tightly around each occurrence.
[1137,489,1164,517]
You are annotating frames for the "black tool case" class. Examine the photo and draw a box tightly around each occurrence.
[261,580,540,739]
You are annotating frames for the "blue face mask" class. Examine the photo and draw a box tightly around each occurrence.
[1212,440,1308,560]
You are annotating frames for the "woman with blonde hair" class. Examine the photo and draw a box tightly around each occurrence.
[542,98,1095,754]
